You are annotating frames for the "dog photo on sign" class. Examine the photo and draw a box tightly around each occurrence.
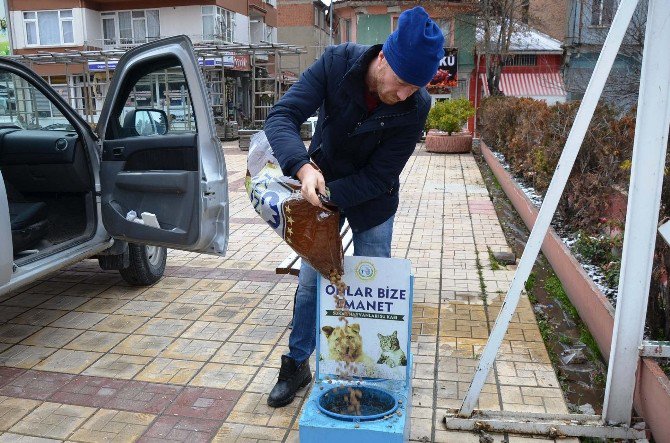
[321,323,374,365]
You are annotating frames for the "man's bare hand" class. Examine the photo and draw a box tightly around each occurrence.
[296,163,327,209]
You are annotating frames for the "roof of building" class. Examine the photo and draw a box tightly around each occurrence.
[477,24,563,53]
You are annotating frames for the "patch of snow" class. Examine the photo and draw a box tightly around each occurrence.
[491,148,619,302]
[580,262,617,300]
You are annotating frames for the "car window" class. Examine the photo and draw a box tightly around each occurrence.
[116,65,196,137]
[0,70,73,131]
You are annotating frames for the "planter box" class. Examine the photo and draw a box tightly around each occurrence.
[425,131,472,154]
[481,141,670,442]
[224,121,239,141]
[215,123,226,139]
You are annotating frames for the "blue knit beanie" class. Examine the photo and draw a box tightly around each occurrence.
[382,6,445,87]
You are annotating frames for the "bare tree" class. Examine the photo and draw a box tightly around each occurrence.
[479,0,522,96]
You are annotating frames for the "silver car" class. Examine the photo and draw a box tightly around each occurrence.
[0,36,229,296]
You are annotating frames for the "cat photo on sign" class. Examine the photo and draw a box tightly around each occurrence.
[321,323,374,365]
[377,331,407,367]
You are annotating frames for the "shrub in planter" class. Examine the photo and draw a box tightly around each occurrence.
[479,95,670,342]
[425,98,475,153]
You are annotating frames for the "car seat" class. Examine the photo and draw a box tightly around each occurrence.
[3,180,49,254]
[9,201,49,252]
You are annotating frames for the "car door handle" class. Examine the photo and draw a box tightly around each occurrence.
[112,147,125,158]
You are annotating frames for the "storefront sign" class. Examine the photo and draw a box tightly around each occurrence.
[232,55,250,71]
[428,48,458,93]
[88,60,118,72]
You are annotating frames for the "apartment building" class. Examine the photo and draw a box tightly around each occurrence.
[564,0,644,108]
[9,0,277,52]
[5,0,285,125]
[277,0,330,74]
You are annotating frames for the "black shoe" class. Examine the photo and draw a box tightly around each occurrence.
[267,355,312,408]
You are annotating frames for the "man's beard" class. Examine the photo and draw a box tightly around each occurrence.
[373,65,400,105]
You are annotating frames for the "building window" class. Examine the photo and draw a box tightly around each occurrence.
[344,19,351,42]
[202,6,235,43]
[102,12,116,45]
[503,54,537,66]
[101,10,159,46]
[435,18,451,42]
[24,10,74,46]
[591,0,614,26]
[250,17,266,44]
[314,7,325,29]
[265,25,276,44]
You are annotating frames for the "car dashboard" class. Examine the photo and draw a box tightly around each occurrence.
[0,127,92,193]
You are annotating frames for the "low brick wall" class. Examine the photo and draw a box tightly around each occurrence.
[481,140,670,443]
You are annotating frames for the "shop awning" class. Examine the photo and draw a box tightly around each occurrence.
[480,72,567,98]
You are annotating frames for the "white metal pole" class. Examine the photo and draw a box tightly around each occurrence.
[458,0,640,418]
[602,0,670,425]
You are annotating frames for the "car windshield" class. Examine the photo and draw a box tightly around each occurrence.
[41,123,75,131]
[0,73,74,131]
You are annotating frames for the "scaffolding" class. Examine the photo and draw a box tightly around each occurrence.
[6,40,305,129]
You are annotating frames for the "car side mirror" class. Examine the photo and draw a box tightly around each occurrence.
[128,109,169,136]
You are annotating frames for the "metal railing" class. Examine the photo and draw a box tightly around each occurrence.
[84,34,238,50]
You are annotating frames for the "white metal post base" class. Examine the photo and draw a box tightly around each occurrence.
[639,341,670,358]
[444,410,647,440]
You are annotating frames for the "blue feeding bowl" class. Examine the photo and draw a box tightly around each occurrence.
[318,385,399,422]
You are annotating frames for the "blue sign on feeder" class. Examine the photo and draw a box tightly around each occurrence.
[299,257,414,443]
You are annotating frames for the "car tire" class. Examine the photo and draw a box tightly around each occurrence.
[118,243,167,286]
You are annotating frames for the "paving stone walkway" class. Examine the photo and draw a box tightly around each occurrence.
[0,141,577,442]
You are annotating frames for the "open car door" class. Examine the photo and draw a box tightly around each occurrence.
[0,171,12,286]
[98,36,228,255]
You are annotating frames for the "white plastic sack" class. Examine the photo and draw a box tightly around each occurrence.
[245,131,343,279]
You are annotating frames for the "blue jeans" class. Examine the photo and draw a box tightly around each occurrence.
[287,215,394,364]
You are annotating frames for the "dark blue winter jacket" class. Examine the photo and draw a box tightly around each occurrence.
[264,43,431,232]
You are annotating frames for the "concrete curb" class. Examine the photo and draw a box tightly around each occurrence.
[481,141,670,442]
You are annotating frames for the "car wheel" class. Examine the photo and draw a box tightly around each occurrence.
[118,243,167,286]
